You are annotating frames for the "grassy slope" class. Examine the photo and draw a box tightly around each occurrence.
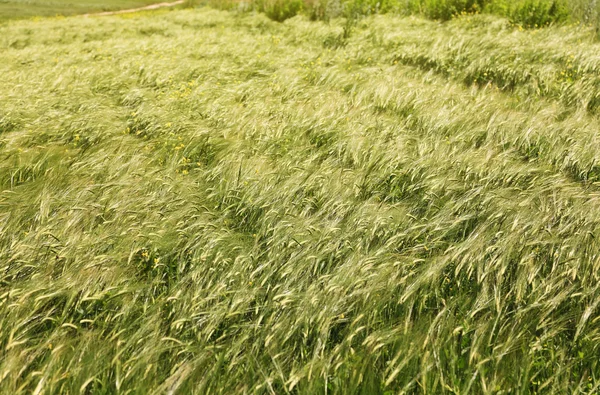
[0,0,171,20]
[1,7,600,394]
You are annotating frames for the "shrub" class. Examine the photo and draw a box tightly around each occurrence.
[565,0,599,23]
[255,0,304,21]
[182,0,198,8]
[512,0,568,27]
[204,0,577,28]
[304,0,341,20]
[488,0,569,27]
[200,0,253,11]
[421,0,488,20]
[342,0,394,16]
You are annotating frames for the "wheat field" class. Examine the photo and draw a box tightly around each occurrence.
[2,5,600,393]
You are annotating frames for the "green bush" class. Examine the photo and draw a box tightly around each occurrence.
[304,0,402,20]
[255,0,304,20]
[421,0,488,20]
[303,0,342,20]
[487,0,569,27]
[304,0,330,20]
[514,1,568,27]
[207,0,579,29]
[182,0,198,8]
[342,0,399,15]
[198,0,247,10]
[303,0,489,21]
[561,0,598,23]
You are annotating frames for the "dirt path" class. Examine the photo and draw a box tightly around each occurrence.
[81,1,185,17]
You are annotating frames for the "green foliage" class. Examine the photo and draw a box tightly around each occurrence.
[255,0,304,20]
[420,0,487,20]
[250,0,599,29]
[182,0,199,8]
[248,0,572,26]
[342,0,393,15]
[304,0,488,20]
[515,0,569,27]
[0,0,594,27]
[488,0,569,27]
[200,0,251,10]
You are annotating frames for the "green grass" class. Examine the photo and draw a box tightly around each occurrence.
[0,0,172,21]
[2,6,600,394]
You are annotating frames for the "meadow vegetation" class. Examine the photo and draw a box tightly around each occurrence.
[0,0,167,21]
[2,3,600,394]
[203,0,599,28]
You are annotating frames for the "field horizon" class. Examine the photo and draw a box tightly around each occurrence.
[0,0,182,21]
[2,4,600,393]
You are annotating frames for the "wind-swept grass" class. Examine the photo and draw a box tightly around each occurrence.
[2,6,600,394]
